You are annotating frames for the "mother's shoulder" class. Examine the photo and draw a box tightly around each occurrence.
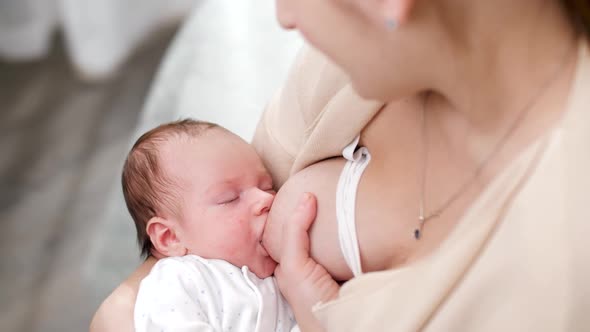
[254,44,384,185]
[280,45,353,125]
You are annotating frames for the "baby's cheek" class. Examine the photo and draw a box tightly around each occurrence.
[223,218,252,250]
[217,231,242,256]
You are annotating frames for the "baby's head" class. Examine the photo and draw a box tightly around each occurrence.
[122,119,277,277]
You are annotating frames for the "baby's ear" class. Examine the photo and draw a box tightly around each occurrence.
[146,217,187,257]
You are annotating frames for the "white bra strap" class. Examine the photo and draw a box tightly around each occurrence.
[342,135,361,161]
[336,136,371,277]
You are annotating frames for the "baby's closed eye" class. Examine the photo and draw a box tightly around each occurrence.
[216,192,239,205]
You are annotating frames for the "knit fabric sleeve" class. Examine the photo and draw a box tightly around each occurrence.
[252,45,354,187]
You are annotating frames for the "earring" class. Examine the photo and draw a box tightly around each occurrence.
[386,18,397,30]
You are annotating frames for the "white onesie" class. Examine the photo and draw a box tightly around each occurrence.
[134,255,298,332]
[336,135,371,277]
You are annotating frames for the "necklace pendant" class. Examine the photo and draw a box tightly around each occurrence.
[416,215,425,240]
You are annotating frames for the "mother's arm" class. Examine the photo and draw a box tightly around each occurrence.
[89,257,157,332]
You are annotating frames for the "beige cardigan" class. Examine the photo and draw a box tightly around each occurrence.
[253,40,590,331]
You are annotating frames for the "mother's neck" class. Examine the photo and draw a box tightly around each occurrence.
[424,0,578,134]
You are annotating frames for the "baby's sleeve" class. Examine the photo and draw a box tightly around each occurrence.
[133,259,215,332]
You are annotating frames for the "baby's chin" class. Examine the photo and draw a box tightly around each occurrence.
[250,257,278,279]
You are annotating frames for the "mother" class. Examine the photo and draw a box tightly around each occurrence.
[92,0,590,331]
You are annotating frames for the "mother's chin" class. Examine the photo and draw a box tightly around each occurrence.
[262,158,355,282]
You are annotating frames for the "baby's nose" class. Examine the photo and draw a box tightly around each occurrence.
[253,189,274,216]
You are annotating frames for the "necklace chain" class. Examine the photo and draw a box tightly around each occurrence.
[415,43,576,240]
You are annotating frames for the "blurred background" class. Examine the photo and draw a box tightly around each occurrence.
[0,1,302,331]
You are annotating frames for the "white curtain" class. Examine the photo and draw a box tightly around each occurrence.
[0,0,195,80]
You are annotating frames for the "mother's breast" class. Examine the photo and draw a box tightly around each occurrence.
[262,153,413,282]
[263,157,354,281]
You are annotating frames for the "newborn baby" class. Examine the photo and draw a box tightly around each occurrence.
[122,119,298,332]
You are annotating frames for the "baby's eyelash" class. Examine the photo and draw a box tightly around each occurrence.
[220,196,239,205]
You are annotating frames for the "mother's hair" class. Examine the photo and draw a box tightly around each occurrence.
[561,0,590,40]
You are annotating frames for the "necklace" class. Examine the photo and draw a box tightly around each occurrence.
[414,43,576,240]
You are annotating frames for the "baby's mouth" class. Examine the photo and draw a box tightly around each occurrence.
[259,215,275,257]
[258,240,270,256]
[259,223,268,249]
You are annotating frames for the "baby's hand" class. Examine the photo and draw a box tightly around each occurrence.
[274,193,340,332]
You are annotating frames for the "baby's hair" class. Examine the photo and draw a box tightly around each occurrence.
[122,119,222,258]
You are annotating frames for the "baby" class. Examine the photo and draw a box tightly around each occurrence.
[122,119,298,332]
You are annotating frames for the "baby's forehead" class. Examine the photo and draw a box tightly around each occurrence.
[156,133,207,165]
[159,129,240,154]
[157,129,255,173]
